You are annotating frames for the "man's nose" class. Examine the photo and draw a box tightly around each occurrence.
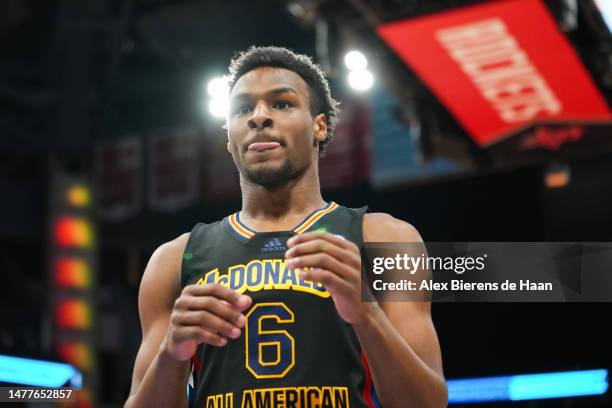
[247,103,273,130]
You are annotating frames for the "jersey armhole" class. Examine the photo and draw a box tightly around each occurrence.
[181,222,207,289]
[354,205,369,248]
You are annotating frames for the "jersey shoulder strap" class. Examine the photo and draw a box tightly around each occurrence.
[181,220,223,288]
[327,204,368,247]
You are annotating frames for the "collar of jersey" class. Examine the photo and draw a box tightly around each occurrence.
[226,201,339,241]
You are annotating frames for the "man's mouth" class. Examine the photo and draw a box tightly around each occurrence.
[247,142,281,152]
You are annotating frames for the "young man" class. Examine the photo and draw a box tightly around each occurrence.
[125,46,447,408]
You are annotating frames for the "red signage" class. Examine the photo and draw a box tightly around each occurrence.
[520,125,584,151]
[377,0,611,146]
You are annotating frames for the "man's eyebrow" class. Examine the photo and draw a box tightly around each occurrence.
[231,87,299,101]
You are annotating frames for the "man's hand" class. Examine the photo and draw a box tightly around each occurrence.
[285,231,373,325]
[162,284,252,361]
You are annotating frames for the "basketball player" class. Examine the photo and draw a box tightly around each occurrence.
[125,46,447,408]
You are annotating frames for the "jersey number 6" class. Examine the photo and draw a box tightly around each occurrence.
[245,302,295,379]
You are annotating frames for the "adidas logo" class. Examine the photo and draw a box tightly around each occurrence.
[261,238,287,253]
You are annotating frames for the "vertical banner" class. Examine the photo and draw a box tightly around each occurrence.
[319,96,370,189]
[147,128,200,212]
[200,129,241,203]
[48,173,97,408]
[94,136,142,221]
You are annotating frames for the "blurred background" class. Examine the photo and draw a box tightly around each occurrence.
[0,0,611,406]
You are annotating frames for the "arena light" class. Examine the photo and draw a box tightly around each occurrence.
[208,98,229,119]
[206,76,230,119]
[447,369,609,404]
[447,375,510,403]
[56,299,93,330]
[509,369,609,400]
[595,0,612,32]
[348,69,374,91]
[57,342,95,373]
[544,163,571,188]
[0,354,81,388]
[66,184,92,208]
[49,173,96,404]
[207,76,229,98]
[53,216,94,248]
[344,50,368,71]
[344,50,374,92]
[54,257,92,289]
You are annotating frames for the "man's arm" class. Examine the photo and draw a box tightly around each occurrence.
[284,213,447,408]
[124,234,191,408]
[355,212,447,408]
[124,234,253,408]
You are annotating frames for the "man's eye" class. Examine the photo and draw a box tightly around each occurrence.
[235,105,252,115]
[274,101,292,109]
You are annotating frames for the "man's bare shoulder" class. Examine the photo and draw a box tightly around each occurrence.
[155,232,191,259]
[363,212,422,243]
[140,233,191,296]
[160,232,191,251]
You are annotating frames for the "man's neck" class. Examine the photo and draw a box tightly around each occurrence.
[238,170,326,232]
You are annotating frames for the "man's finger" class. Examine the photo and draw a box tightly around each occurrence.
[183,283,251,309]
[286,239,361,270]
[176,295,247,327]
[301,268,352,295]
[286,253,354,280]
[173,326,227,347]
[175,310,242,339]
[287,231,356,251]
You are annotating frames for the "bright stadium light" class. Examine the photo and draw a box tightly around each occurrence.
[344,50,368,71]
[595,0,612,32]
[208,97,229,119]
[206,76,230,119]
[348,69,374,91]
[207,76,229,98]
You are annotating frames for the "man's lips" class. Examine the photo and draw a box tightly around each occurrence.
[247,142,281,152]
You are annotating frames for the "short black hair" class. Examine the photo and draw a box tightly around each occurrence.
[228,46,340,156]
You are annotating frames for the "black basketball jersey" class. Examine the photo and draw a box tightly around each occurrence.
[181,201,382,408]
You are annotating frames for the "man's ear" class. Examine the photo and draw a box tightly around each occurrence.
[227,141,231,153]
[313,114,328,143]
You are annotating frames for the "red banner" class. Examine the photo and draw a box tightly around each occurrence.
[95,137,142,221]
[319,95,370,190]
[148,128,200,212]
[378,0,611,146]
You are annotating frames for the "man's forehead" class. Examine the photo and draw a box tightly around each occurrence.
[231,67,309,98]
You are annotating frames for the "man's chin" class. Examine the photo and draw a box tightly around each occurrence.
[244,161,294,188]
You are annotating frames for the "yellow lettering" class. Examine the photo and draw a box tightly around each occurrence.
[197,260,330,298]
